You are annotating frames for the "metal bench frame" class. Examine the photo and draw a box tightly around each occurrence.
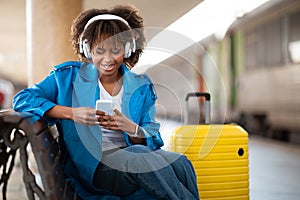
[0,110,76,200]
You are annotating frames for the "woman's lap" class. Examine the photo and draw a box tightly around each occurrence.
[92,145,199,199]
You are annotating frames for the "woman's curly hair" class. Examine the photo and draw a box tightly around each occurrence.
[71,4,145,68]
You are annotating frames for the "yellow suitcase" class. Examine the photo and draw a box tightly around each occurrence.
[168,93,249,200]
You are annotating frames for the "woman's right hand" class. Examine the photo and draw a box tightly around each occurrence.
[46,105,101,126]
[71,107,99,126]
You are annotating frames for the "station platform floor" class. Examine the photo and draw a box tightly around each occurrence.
[2,119,300,200]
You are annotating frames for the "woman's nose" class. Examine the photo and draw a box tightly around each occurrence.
[103,52,113,62]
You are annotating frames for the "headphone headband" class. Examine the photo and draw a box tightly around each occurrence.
[80,14,135,58]
[84,14,130,30]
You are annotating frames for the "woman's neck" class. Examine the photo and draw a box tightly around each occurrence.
[99,73,122,96]
[100,73,119,83]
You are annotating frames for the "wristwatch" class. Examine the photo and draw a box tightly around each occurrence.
[131,124,139,137]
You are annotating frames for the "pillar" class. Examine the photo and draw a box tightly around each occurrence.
[26,0,82,85]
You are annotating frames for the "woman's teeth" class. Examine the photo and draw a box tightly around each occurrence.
[102,64,113,69]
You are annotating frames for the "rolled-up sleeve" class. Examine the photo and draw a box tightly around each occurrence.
[13,72,58,124]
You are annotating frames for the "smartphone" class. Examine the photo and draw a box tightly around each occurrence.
[96,100,114,116]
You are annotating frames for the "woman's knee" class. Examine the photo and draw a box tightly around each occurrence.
[172,154,194,170]
[124,145,152,153]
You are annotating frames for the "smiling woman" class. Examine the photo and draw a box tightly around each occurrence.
[91,36,125,82]
[12,3,200,200]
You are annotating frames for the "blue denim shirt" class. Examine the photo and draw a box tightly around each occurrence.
[13,61,163,199]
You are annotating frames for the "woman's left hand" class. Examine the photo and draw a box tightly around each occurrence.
[97,109,146,144]
[96,109,136,134]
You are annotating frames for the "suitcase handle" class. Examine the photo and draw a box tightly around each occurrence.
[185,92,211,101]
[184,92,211,124]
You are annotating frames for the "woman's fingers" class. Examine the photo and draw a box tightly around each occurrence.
[99,121,120,130]
[98,109,135,133]
[96,110,106,115]
[113,108,122,115]
[97,114,114,122]
[72,107,100,125]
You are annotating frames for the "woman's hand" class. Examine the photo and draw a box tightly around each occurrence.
[97,109,136,133]
[45,105,99,126]
[97,109,146,144]
[71,107,99,126]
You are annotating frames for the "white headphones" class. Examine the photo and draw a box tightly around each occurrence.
[79,14,136,59]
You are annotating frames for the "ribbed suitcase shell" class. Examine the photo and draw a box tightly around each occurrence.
[168,93,249,200]
[169,124,249,200]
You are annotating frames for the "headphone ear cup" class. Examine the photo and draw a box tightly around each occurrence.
[124,42,131,58]
[132,39,136,53]
[83,39,91,58]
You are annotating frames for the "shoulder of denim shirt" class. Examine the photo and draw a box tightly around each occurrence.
[135,73,158,100]
[132,72,153,83]
[53,61,83,72]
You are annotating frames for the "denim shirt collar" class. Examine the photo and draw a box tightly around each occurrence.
[72,63,147,118]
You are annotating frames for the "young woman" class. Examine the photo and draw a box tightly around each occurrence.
[13,4,199,200]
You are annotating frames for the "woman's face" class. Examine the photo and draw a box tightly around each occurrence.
[91,37,125,78]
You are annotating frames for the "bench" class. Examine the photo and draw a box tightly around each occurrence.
[0,110,76,200]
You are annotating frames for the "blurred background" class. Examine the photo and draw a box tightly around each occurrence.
[1,0,300,200]
[1,0,300,143]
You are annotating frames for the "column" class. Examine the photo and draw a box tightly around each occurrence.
[26,0,82,85]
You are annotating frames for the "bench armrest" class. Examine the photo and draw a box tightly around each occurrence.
[0,110,76,200]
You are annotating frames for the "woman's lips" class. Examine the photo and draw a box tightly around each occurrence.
[101,64,115,72]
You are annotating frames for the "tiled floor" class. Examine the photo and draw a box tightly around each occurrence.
[248,135,300,200]
[2,119,300,200]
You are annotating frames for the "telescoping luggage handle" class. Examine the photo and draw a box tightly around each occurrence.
[184,92,211,124]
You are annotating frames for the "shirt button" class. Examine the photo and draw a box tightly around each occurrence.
[73,136,80,142]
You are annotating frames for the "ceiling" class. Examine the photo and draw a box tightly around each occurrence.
[84,0,204,28]
[0,0,203,84]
